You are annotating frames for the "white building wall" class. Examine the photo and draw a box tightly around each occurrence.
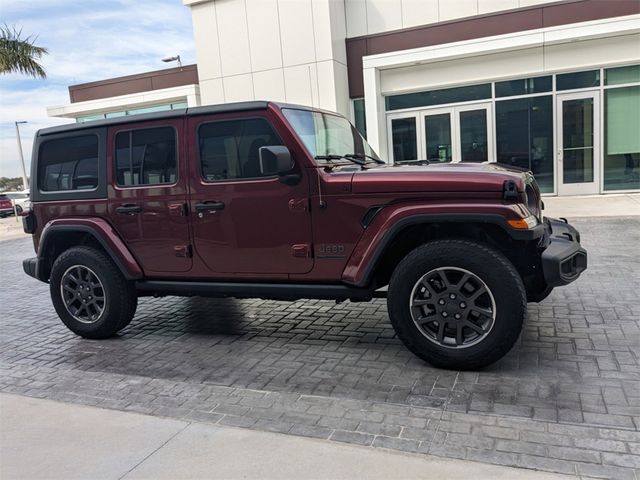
[185,0,350,117]
[186,0,571,120]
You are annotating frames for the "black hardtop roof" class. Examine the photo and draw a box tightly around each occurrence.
[36,101,332,137]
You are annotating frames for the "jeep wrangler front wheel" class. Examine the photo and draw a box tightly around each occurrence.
[387,240,526,370]
[50,246,137,339]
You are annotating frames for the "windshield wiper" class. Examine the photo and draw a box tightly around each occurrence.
[315,154,365,166]
[344,153,385,164]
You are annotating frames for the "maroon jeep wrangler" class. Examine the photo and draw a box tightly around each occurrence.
[23,101,586,369]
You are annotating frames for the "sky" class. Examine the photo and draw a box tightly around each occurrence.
[0,0,196,178]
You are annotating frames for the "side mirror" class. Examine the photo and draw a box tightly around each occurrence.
[259,146,294,176]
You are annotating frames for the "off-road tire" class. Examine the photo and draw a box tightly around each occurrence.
[387,239,526,370]
[50,246,137,339]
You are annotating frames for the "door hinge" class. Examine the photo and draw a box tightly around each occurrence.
[174,245,193,258]
[291,244,312,258]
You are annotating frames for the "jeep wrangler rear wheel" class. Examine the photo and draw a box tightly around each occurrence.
[50,246,137,339]
[387,240,526,370]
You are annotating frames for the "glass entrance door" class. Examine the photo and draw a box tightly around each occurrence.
[456,104,492,163]
[557,91,600,195]
[419,103,492,164]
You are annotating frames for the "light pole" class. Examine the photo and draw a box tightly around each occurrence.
[15,121,29,191]
[161,55,182,68]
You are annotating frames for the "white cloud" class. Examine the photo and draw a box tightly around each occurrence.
[0,0,196,177]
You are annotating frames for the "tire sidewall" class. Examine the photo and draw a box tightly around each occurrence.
[50,247,129,338]
[388,241,526,368]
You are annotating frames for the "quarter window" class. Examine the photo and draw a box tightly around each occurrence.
[198,118,282,181]
[115,127,177,186]
[38,135,99,192]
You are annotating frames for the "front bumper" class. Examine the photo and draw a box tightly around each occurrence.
[540,217,587,287]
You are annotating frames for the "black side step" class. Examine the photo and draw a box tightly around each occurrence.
[136,281,380,301]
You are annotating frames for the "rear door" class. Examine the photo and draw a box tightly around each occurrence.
[107,118,192,274]
[187,111,313,275]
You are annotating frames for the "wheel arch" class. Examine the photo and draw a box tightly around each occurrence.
[37,221,143,282]
[346,213,542,289]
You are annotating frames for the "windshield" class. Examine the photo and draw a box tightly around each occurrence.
[282,108,380,164]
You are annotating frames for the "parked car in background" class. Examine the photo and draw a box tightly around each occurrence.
[0,194,14,217]
[5,191,31,215]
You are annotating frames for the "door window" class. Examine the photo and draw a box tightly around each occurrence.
[198,118,282,181]
[562,98,595,184]
[424,113,452,163]
[38,135,99,191]
[459,109,488,163]
[115,127,176,186]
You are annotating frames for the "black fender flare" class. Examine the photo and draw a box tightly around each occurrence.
[37,224,143,281]
[353,213,544,288]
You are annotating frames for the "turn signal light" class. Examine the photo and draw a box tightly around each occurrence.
[507,215,538,229]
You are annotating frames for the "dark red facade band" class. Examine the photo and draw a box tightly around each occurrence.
[68,64,199,103]
[345,0,640,98]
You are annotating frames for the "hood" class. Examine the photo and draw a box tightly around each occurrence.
[351,162,527,194]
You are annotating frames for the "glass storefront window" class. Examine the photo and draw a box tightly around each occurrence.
[495,76,552,97]
[353,98,367,139]
[75,101,188,123]
[604,85,640,191]
[556,70,600,90]
[605,65,640,86]
[77,114,106,123]
[496,96,554,192]
[391,117,417,163]
[386,84,491,111]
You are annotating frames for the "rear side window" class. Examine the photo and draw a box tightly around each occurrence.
[38,135,99,191]
[199,118,282,181]
[115,127,177,187]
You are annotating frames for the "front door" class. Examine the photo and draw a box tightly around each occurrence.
[108,119,192,274]
[557,91,600,195]
[187,113,313,275]
[455,103,493,164]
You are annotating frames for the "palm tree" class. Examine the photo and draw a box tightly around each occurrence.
[0,24,48,79]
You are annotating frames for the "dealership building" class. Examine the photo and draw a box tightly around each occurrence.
[48,0,640,196]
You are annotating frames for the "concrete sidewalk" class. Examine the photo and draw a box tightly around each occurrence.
[0,394,569,480]
[543,193,640,218]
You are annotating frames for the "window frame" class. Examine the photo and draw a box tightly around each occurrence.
[32,127,107,202]
[196,116,286,184]
[112,125,179,189]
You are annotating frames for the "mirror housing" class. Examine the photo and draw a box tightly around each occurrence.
[259,146,294,176]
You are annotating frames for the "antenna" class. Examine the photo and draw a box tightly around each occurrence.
[316,172,327,209]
